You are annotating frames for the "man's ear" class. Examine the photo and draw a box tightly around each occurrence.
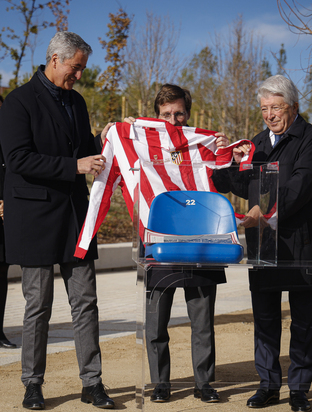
[51,54,58,68]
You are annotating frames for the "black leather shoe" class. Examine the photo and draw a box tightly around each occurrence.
[0,338,17,348]
[247,388,279,408]
[194,383,220,402]
[81,383,115,409]
[22,383,45,410]
[150,384,171,402]
[289,390,311,411]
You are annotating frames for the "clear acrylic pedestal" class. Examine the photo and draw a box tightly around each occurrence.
[132,160,299,410]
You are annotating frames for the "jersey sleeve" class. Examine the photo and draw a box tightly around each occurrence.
[74,127,121,259]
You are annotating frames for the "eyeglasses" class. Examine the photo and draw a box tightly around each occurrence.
[159,111,187,121]
[261,105,290,115]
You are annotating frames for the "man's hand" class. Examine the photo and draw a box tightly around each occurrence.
[240,205,269,229]
[100,117,136,146]
[123,116,136,125]
[100,122,115,146]
[215,132,229,149]
[77,155,106,177]
[0,200,3,220]
[233,143,251,164]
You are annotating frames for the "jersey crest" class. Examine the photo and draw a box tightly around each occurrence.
[170,150,183,165]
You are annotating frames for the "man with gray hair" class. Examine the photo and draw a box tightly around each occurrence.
[0,32,114,409]
[232,74,312,411]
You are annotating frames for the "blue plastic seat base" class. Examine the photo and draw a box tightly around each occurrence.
[146,243,244,264]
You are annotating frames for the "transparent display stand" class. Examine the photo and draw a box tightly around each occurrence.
[133,160,281,410]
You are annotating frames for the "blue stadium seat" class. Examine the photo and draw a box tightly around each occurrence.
[144,191,244,264]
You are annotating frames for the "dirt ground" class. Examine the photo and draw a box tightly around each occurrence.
[0,301,309,412]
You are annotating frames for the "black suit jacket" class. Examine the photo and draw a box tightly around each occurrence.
[0,71,99,265]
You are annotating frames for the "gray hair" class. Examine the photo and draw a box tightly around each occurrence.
[46,31,92,65]
[257,74,299,107]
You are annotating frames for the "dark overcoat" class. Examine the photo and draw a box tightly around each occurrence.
[0,72,99,266]
[215,115,312,291]
[0,147,5,262]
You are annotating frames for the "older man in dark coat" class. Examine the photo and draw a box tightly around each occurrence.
[220,75,312,412]
[0,32,114,410]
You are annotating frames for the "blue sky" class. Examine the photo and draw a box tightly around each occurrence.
[0,0,311,92]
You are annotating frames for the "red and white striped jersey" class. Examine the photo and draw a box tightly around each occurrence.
[74,118,254,259]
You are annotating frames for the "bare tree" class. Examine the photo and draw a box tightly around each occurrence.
[122,12,184,117]
[178,46,217,129]
[212,17,266,141]
[277,0,312,36]
[276,1,312,107]
[277,0,312,71]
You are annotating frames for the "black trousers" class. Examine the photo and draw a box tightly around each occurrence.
[251,289,312,391]
[146,285,216,389]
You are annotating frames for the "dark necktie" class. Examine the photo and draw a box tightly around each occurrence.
[273,134,281,147]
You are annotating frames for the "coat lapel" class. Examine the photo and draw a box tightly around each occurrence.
[33,75,75,145]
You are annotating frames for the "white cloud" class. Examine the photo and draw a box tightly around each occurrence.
[246,17,311,50]
[252,22,296,45]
